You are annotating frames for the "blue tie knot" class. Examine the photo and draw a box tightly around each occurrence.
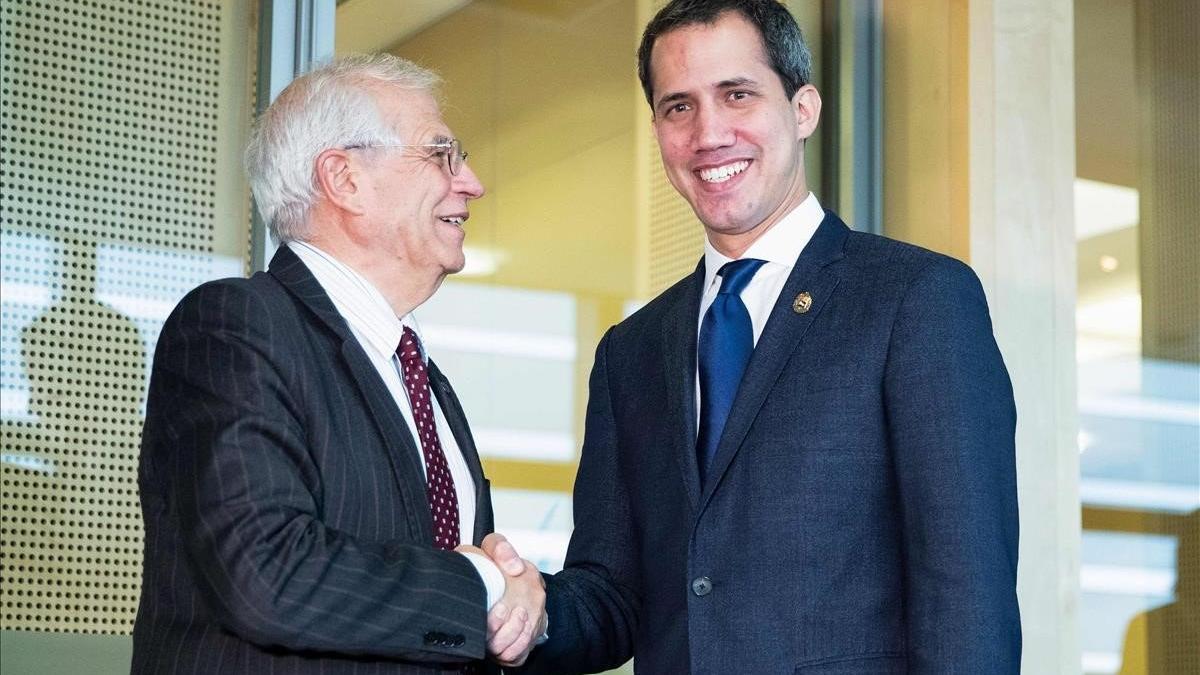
[717,258,766,296]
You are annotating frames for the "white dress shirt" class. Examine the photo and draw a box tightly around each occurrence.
[696,192,825,417]
[289,241,504,608]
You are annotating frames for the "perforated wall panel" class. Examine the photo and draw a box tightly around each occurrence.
[1137,0,1199,364]
[646,137,704,296]
[1,0,253,634]
[638,0,705,297]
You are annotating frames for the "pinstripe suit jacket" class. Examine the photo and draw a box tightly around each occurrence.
[132,246,497,674]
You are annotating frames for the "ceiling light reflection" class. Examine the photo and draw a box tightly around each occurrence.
[1075,178,1139,240]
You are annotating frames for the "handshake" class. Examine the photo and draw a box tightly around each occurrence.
[457,533,547,668]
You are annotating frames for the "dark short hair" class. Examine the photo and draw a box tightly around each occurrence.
[636,0,812,108]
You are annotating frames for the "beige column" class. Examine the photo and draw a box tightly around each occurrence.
[884,0,1081,672]
[882,0,970,259]
[969,0,1080,671]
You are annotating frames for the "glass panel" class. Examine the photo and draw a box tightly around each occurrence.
[421,282,579,462]
[0,0,258,641]
[1075,0,1200,672]
[336,0,646,572]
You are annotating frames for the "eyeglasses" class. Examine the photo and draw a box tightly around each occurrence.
[343,138,469,176]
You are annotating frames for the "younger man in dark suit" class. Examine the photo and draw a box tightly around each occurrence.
[499,1,1021,672]
[133,55,545,673]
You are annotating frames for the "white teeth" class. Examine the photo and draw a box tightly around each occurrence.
[439,216,465,226]
[698,160,749,183]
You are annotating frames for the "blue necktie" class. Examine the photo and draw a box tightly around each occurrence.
[697,258,766,483]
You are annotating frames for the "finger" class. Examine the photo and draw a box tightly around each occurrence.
[489,613,528,659]
[486,602,509,636]
[480,532,507,555]
[487,606,528,656]
[482,533,525,576]
[496,646,531,669]
[498,614,536,665]
[500,610,536,663]
[489,539,525,576]
[488,619,520,656]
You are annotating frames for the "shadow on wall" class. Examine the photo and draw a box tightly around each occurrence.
[2,238,148,632]
[1118,509,1200,674]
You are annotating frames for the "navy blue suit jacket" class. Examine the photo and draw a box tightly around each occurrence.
[133,247,496,673]
[524,213,1021,674]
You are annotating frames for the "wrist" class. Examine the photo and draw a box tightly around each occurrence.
[460,551,506,609]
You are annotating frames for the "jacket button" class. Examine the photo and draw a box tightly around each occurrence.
[691,576,712,596]
[452,634,465,647]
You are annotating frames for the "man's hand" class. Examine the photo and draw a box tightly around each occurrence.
[476,532,526,575]
[476,533,546,667]
[486,558,545,666]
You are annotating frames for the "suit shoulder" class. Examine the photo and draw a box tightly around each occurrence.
[165,270,289,333]
[843,230,981,289]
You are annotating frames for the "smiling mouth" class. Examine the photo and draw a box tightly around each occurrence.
[438,216,466,227]
[697,160,750,184]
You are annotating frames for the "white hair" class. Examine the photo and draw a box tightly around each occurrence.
[244,54,441,243]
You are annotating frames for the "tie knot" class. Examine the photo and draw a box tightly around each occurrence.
[397,326,424,362]
[717,258,766,296]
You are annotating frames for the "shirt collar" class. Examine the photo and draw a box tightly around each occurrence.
[702,192,824,293]
[288,241,427,362]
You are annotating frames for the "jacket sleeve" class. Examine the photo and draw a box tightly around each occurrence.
[519,328,639,674]
[883,257,1022,672]
[139,281,487,662]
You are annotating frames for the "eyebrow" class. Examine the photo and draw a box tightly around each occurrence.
[654,76,762,110]
[655,91,691,110]
[717,76,760,89]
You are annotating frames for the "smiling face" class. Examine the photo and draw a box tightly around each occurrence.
[358,87,484,280]
[649,11,819,256]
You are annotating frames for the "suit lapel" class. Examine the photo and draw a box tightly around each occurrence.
[268,246,433,543]
[662,260,706,510]
[699,213,850,511]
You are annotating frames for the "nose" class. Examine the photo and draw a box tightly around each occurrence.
[693,104,734,151]
[454,161,485,199]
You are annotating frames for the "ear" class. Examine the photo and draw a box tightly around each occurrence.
[314,148,367,216]
[792,84,822,141]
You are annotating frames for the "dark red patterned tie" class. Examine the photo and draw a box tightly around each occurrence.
[397,327,461,551]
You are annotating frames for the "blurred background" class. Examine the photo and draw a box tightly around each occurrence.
[1,1,1195,673]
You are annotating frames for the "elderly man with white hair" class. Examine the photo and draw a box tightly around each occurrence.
[132,54,545,674]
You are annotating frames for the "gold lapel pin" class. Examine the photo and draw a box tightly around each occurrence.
[792,291,813,314]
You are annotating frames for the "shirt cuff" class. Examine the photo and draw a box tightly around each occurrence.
[460,551,506,610]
